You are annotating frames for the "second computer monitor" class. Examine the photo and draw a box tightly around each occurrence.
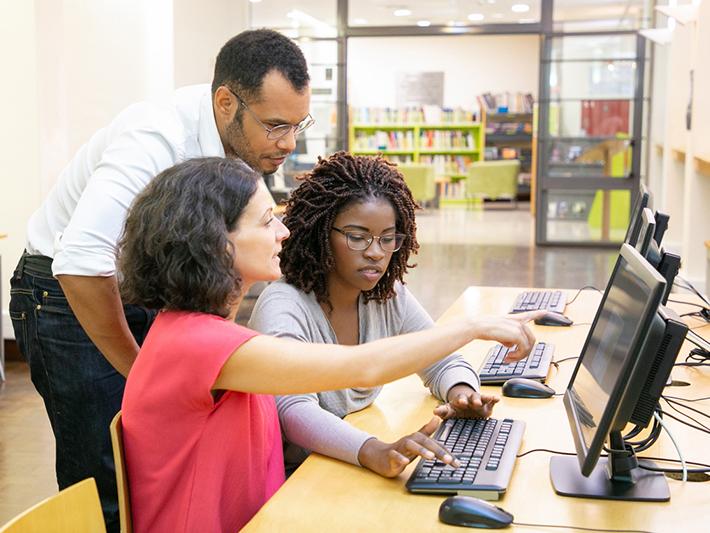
[634,207,656,257]
[623,184,651,248]
[550,244,680,502]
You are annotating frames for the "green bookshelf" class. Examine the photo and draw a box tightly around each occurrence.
[350,122,485,207]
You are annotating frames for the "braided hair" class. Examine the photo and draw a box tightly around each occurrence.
[280,151,419,307]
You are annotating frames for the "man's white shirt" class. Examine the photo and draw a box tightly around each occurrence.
[26,84,225,277]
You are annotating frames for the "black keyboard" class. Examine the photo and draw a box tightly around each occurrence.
[510,290,565,314]
[406,417,525,500]
[479,342,554,384]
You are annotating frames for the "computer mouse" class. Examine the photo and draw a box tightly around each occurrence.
[534,311,573,327]
[501,377,555,399]
[439,495,514,529]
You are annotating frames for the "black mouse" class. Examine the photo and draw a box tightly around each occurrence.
[501,377,555,399]
[439,495,514,529]
[534,311,573,327]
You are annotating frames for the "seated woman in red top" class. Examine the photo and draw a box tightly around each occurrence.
[118,157,541,532]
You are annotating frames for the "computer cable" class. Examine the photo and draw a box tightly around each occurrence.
[510,522,656,533]
[552,356,579,365]
[662,397,710,427]
[674,347,710,367]
[636,455,710,474]
[653,411,687,481]
[658,402,710,435]
[663,394,710,402]
[674,276,710,307]
[516,447,710,473]
[566,285,602,306]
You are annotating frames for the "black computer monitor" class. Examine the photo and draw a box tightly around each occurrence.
[550,244,688,502]
[623,184,651,248]
[634,207,656,257]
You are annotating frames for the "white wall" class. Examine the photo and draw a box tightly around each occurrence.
[0,0,248,341]
[648,1,710,292]
[173,0,249,87]
[347,34,539,109]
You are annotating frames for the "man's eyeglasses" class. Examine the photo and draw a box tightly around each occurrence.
[224,86,315,141]
[332,227,407,252]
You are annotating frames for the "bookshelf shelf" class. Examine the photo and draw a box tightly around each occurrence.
[350,120,485,207]
[483,110,534,201]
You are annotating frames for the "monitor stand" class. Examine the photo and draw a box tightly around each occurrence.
[549,432,669,502]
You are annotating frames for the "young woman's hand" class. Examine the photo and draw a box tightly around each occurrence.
[468,310,546,362]
[434,384,499,420]
[357,417,459,478]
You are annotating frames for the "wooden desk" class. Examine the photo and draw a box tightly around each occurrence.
[244,287,710,532]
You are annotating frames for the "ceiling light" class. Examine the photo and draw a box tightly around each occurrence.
[468,13,485,21]
[417,20,431,27]
[249,0,262,3]
[394,9,412,17]
[511,4,530,13]
[353,18,368,25]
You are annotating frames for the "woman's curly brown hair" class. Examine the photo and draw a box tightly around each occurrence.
[280,151,419,307]
[117,157,261,318]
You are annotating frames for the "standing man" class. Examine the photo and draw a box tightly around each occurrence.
[9,29,311,532]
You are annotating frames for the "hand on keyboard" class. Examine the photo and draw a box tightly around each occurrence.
[357,417,460,478]
[470,310,546,362]
[434,385,500,420]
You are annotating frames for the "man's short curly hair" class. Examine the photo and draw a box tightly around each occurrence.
[280,152,419,307]
[118,157,261,318]
[212,29,310,102]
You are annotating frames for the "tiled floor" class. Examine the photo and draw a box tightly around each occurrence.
[0,206,617,523]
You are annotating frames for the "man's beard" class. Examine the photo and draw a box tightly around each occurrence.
[224,116,264,174]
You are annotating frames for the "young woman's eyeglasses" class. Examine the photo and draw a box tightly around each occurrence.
[224,86,315,140]
[332,227,406,252]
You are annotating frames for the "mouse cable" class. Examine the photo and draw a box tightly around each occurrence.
[512,522,656,533]
[566,285,602,306]
[653,411,687,481]
[553,356,579,365]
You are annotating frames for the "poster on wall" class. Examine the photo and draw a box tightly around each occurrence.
[396,71,444,107]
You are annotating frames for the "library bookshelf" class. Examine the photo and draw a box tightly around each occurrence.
[349,122,484,206]
[484,111,533,201]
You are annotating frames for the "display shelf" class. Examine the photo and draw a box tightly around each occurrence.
[350,121,485,207]
[484,110,534,201]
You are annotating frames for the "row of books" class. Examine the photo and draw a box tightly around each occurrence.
[419,155,475,176]
[353,130,476,152]
[351,106,479,124]
[486,121,533,136]
[419,130,475,150]
[352,130,415,151]
[479,92,534,114]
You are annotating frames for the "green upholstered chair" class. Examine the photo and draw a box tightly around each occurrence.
[466,160,520,208]
[397,163,436,206]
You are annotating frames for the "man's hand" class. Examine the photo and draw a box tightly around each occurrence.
[434,384,499,420]
[357,417,459,478]
[57,274,140,377]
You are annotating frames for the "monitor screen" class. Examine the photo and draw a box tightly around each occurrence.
[634,207,656,257]
[623,185,651,248]
[564,244,666,477]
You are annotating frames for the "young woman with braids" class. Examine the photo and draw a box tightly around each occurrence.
[249,152,540,478]
[118,157,540,532]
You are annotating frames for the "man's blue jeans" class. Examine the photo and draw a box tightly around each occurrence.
[9,253,156,533]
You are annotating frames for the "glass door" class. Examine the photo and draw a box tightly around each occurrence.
[535,32,646,245]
